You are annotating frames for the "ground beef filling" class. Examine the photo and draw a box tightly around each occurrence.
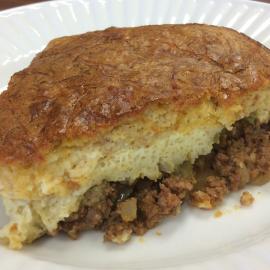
[57,118,270,243]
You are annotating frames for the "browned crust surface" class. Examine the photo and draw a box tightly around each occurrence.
[1,24,270,165]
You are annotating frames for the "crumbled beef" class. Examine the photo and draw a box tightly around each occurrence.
[59,181,118,239]
[190,176,229,209]
[204,176,229,201]
[163,176,193,199]
[59,176,193,242]
[103,212,132,243]
[135,183,180,229]
[190,190,214,209]
[104,178,190,241]
[213,121,270,191]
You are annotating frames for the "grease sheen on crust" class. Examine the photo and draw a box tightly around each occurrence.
[1,24,270,165]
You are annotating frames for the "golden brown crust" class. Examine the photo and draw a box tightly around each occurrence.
[1,24,270,165]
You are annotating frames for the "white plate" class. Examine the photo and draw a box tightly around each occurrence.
[1,0,270,269]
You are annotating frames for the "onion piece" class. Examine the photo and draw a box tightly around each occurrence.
[241,114,256,125]
[238,162,250,189]
[249,173,270,186]
[120,198,137,222]
[193,167,217,190]
[174,161,196,183]
[219,128,229,139]
[252,129,266,137]
[158,158,173,173]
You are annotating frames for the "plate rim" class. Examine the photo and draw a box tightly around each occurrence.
[1,0,270,269]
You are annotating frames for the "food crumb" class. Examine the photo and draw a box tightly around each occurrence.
[240,191,255,206]
[223,209,232,215]
[214,211,223,218]
[258,192,261,195]
[156,232,162,236]
[234,205,241,211]
[139,238,145,242]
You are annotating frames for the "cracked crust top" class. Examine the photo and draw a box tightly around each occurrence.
[1,24,270,165]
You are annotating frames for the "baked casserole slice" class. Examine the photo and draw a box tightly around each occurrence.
[1,24,270,249]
